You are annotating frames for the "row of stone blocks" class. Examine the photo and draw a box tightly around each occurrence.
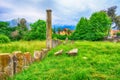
[0,49,49,80]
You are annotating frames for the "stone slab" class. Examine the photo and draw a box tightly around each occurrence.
[54,50,63,56]
[67,48,78,56]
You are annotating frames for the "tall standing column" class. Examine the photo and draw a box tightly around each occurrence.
[46,9,52,49]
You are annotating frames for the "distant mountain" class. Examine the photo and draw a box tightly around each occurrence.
[7,19,19,27]
[7,18,31,29]
[52,24,76,31]
[2,19,76,31]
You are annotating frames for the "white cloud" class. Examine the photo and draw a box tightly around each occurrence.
[0,0,12,8]
[0,0,119,25]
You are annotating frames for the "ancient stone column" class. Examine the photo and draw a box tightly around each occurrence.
[46,9,52,49]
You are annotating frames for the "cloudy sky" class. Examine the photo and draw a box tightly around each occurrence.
[0,0,120,25]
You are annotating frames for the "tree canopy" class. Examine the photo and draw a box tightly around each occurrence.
[106,6,120,29]
[0,21,15,38]
[71,11,112,41]
[24,19,46,40]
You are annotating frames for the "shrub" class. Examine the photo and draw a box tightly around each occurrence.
[23,31,37,41]
[117,32,120,37]
[10,30,22,41]
[0,34,10,43]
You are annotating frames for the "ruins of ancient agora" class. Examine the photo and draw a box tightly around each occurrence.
[0,10,61,80]
[0,9,119,80]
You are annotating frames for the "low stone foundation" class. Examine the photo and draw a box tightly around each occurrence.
[0,49,49,80]
[0,53,13,79]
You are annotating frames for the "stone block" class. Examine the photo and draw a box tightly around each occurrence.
[67,48,78,56]
[33,51,42,61]
[42,48,48,53]
[54,50,63,56]
[0,53,13,77]
[24,52,32,66]
[41,49,48,59]
[52,40,62,48]
[0,72,5,80]
[13,51,25,73]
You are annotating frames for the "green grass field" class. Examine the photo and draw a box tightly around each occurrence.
[0,40,46,54]
[1,41,120,80]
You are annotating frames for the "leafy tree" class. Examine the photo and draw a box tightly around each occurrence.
[23,19,46,40]
[114,15,120,28]
[0,21,9,35]
[71,17,89,40]
[10,29,22,40]
[106,6,120,29]
[0,34,10,43]
[0,19,28,41]
[57,27,62,34]
[71,11,111,41]
[19,18,28,31]
[52,27,56,34]
[17,18,28,37]
[0,21,15,38]
[10,18,28,40]
[107,6,117,21]
[89,11,112,40]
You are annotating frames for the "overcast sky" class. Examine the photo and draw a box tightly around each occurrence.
[0,0,120,25]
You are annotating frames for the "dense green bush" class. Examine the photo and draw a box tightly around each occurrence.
[23,31,37,41]
[117,32,120,37]
[0,21,10,36]
[71,11,112,41]
[23,20,46,41]
[52,34,67,40]
[0,21,16,40]
[0,34,10,43]
[0,21,28,41]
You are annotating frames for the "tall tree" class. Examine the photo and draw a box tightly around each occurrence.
[24,19,46,40]
[52,27,56,34]
[0,21,12,36]
[114,16,120,28]
[57,27,62,34]
[71,11,111,41]
[106,6,120,29]
[12,18,28,40]
[71,17,89,40]
[18,18,27,31]
[107,6,117,21]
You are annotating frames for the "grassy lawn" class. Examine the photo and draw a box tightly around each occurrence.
[5,41,120,80]
[0,40,46,54]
